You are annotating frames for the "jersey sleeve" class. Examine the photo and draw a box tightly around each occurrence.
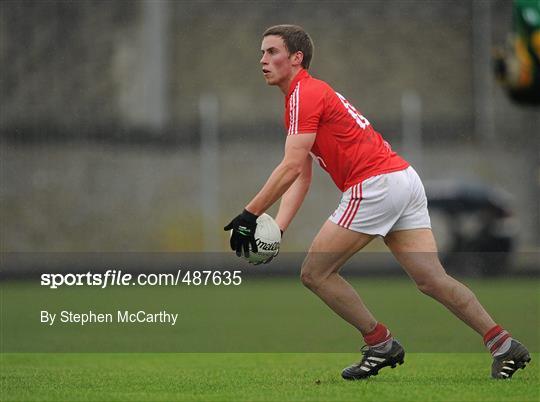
[287,82,324,135]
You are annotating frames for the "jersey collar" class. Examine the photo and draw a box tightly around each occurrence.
[287,69,310,97]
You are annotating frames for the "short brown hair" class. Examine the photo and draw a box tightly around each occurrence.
[263,25,314,69]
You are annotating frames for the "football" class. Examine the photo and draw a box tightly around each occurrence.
[245,213,281,265]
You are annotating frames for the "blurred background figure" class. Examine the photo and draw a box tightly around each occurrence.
[493,0,540,105]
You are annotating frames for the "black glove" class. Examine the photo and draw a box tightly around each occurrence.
[224,209,259,257]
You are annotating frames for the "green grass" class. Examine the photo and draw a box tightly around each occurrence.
[2,278,538,353]
[1,278,539,401]
[1,352,538,402]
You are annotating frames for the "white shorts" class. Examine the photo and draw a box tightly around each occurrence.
[329,166,431,236]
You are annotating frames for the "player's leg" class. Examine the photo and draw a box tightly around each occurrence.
[301,219,405,380]
[384,228,531,378]
[384,228,496,334]
[300,219,376,333]
[304,174,408,334]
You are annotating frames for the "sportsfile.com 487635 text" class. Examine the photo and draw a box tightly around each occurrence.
[40,270,243,289]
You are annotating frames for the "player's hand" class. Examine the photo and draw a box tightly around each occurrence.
[224,209,258,257]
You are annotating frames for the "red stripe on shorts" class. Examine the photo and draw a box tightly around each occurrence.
[345,183,363,228]
[338,184,357,226]
[338,184,362,228]
[343,197,360,228]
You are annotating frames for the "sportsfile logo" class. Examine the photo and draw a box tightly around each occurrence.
[255,239,280,251]
[40,270,243,289]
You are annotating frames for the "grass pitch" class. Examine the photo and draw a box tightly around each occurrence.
[1,278,538,401]
[2,352,538,402]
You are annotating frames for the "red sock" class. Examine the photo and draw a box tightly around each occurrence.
[364,322,392,347]
[483,324,511,355]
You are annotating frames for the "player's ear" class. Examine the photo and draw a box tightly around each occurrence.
[292,51,304,67]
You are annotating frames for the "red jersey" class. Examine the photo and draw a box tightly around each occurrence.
[285,69,409,192]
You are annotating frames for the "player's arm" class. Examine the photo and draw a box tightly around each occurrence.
[245,133,316,216]
[275,153,312,233]
[224,133,315,257]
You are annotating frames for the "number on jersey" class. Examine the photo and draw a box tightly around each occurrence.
[336,92,370,129]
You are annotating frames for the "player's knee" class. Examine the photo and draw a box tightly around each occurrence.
[300,269,324,290]
[300,269,315,289]
[416,280,434,296]
[416,274,448,297]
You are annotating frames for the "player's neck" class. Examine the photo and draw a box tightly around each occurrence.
[279,67,303,95]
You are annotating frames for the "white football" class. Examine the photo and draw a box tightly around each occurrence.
[245,213,281,264]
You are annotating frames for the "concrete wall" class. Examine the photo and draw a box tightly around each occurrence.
[2,141,537,252]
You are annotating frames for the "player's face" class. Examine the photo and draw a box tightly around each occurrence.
[260,35,295,87]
